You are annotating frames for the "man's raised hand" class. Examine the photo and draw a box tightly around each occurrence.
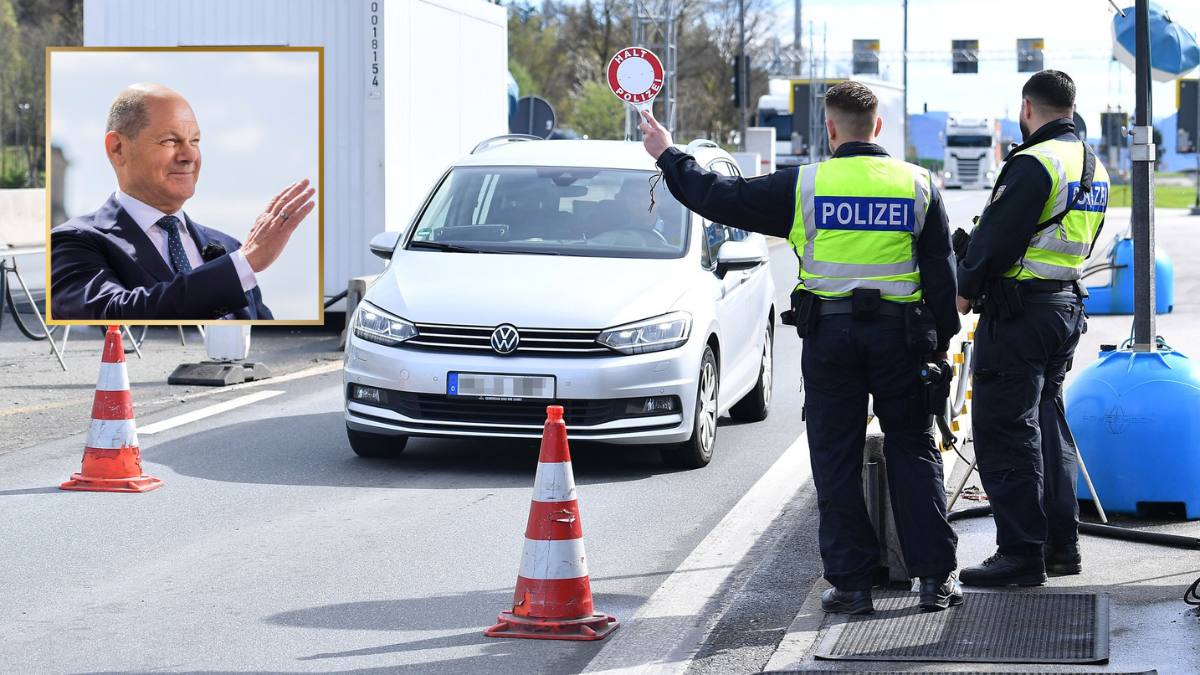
[241,179,316,273]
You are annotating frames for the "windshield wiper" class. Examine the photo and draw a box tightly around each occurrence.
[408,241,484,253]
[489,248,563,256]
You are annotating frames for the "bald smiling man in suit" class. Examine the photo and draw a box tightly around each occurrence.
[50,83,315,321]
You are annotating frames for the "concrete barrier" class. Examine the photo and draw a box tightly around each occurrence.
[339,274,380,349]
[0,189,46,249]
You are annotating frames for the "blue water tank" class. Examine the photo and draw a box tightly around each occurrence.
[1083,238,1174,315]
[1065,348,1200,519]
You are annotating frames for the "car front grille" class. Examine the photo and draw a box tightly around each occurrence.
[407,322,610,356]
[359,388,678,428]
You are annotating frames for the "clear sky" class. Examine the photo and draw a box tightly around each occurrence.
[49,50,321,322]
[773,0,1200,130]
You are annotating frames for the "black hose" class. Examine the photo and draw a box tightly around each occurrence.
[947,503,1200,549]
[1186,576,1200,607]
[324,289,348,309]
[5,280,52,341]
[1079,522,1200,549]
[1079,263,1125,281]
[947,505,993,522]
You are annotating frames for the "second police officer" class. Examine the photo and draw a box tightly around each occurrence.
[639,81,962,613]
[956,70,1109,586]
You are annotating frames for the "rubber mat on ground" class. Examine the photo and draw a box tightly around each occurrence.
[813,591,1109,664]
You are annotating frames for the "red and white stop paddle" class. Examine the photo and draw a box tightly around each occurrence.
[607,47,664,114]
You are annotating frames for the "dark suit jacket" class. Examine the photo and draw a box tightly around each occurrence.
[50,195,273,321]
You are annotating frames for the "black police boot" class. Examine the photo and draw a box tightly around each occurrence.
[960,552,1047,587]
[918,572,964,612]
[820,587,873,615]
[1045,545,1083,576]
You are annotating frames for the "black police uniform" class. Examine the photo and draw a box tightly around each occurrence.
[656,142,960,593]
[957,118,1095,573]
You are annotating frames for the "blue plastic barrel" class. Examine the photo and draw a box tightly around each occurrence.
[1065,348,1200,518]
[1083,238,1174,315]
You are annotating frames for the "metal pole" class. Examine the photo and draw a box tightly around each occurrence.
[738,0,747,151]
[902,0,909,160]
[794,0,801,51]
[1131,0,1156,350]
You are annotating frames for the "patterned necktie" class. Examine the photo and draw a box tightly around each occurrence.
[157,215,192,274]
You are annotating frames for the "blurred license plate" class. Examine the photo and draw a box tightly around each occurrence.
[447,373,555,400]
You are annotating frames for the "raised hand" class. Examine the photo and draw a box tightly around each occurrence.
[241,179,316,273]
[638,109,674,160]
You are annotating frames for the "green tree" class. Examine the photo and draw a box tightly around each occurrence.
[573,80,624,140]
[509,59,535,98]
[0,0,82,187]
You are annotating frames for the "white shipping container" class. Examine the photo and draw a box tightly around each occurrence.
[82,0,508,304]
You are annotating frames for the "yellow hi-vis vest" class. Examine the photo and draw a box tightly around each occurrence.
[1003,138,1110,281]
[788,155,932,303]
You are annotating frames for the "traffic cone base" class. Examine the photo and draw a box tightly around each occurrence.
[60,473,164,493]
[484,610,618,641]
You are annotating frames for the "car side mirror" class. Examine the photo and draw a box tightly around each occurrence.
[368,231,403,260]
[714,239,766,278]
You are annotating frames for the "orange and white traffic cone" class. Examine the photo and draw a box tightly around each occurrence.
[60,326,163,493]
[485,405,618,641]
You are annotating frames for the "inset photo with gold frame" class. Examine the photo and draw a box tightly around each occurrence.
[46,47,323,324]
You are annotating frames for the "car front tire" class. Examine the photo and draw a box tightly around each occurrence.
[730,322,773,423]
[347,427,409,458]
[662,345,719,469]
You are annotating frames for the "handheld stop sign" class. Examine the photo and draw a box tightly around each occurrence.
[607,47,664,114]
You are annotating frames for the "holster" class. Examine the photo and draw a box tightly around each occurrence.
[851,288,881,320]
[981,277,1023,319]
[924,360,953,415]
[904,302,938,353]
[782,288,819,338]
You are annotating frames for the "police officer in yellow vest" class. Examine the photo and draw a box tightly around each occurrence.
[640,81,962,613]
[956,70,1108,586]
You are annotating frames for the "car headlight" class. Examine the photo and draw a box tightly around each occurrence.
[353,301,418,346]
[943,171,953,178]
[598,312,691,355]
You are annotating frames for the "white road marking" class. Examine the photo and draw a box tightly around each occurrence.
[138,390,285,435]
[583,432,812,675]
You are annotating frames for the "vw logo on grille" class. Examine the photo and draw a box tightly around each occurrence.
[490,324,521,355]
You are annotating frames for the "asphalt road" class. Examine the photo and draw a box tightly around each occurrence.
[0,240,805,674]
[0,190,995,674]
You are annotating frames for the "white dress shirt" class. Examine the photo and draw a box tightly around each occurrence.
[115,190,258,292]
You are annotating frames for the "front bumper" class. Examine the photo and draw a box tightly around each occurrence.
[343,335,700,444]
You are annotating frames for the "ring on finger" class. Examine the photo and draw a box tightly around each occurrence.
[279,212,290,221]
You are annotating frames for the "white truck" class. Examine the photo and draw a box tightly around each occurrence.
[942,116,1002,189]
[756,77,905,167]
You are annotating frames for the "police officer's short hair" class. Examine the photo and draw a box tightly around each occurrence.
[824,81,878,137]
[1022,70,1075,116]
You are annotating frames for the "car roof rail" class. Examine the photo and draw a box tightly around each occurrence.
[685,138,720,154]
[471,134,544,154]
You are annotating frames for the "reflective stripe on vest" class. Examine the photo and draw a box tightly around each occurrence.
[1004,138,1110,281]
[789,155,931,302]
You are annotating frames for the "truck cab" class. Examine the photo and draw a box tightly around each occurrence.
[943,116,1001,189]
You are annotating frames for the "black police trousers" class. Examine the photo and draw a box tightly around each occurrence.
[802,313,958,591]
[972,291,1086,556]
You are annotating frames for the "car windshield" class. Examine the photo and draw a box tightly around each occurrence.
[407,166,690,259]
[946,134,993,148]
